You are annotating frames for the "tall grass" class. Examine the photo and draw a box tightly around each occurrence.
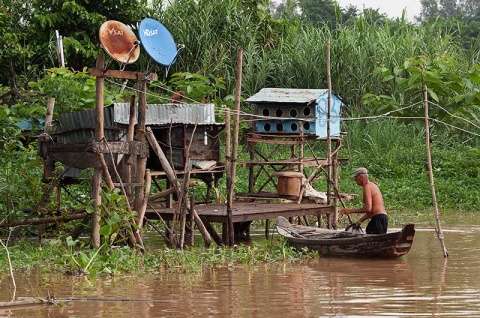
[147,0,474,114]
[149,1,479,213]
[339,117,480,213]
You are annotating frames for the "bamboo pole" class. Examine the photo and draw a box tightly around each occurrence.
[423,84,448,258]
[226,46,243,246]
[326,37,333,229]
[91,53,105,248]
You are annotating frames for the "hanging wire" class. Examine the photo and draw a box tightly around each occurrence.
[429,101,480,130]
[105,77,199,104]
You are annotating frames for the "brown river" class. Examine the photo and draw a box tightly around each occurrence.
[1,223,480,317]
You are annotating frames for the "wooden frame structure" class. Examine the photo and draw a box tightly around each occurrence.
[7,46,347,249]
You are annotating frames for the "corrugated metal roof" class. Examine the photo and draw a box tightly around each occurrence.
[245,88,329,104]
[113,103,221,125]
[58,106,121,142]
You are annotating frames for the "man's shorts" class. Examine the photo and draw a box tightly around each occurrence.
[366,214,388,234]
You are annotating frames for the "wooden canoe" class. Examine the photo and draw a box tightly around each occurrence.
[275,216,415,258]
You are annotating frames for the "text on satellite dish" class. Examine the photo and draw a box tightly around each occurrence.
[108,27,124,36]
[143,29,158,37]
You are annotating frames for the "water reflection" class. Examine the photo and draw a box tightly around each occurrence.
[1,226,480,317]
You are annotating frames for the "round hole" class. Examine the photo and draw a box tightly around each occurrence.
[290,122,298,131]
[275,108,283,117]
[304,122,311,130]
[290,108,298,117]
[262,108,270,116]
[276,123,283,132]
[264,123,271,132]
[303,107,311,117]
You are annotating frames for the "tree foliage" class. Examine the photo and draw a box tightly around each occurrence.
[419,0,480,19]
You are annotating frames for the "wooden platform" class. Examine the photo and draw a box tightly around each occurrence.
[146,202,334,244]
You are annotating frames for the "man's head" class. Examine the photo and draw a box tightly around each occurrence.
[352,167,368,177]
[352,167,368,184]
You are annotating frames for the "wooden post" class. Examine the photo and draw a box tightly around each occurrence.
[423,84,448,258]
[227,46,243,246]
[125,95,136,198]
[225,108,232,243]
[326,37,333,229]
[296,124,305,205]
[189,195,195,246]
[132,77,148,246]
[136,169,151,231]
[91,53,105,248]
[38,97,56,239]
[225,108,231,187]
[332,140,340,227]
[179,120,199,249]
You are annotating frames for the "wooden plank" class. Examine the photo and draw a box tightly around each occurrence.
[242,158,328,167]
[146,202,333,224]
[87,68,157,81]
[47,141,148,156]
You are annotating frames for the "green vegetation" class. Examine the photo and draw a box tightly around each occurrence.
[0,236,313,275]
[0,0,479,274]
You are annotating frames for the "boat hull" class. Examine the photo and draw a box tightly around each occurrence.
[276,216,415,258]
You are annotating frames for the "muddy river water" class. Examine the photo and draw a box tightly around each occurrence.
[1,223,479,317]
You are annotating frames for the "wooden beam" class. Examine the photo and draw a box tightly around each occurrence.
[87,68,157,81]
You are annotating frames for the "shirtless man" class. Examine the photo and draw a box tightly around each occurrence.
[340,167,388,234]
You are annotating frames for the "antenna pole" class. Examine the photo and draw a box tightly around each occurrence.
[55,30,65,68]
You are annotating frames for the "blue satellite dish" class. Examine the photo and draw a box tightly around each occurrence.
[139,18,180,67]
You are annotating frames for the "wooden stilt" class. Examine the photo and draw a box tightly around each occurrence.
[91,53,105,248]
[133,78,148,228]
[225,108,233,243]
[226,46,243,246]
[38,97,56,240]
[125,95,136,198]
[189,195,195,246]
[326,37,333,229]
[134,169,151,249]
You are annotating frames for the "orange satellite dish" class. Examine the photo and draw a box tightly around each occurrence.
[99,20,140,64]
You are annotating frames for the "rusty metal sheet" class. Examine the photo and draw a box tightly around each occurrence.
[113,103,222,125]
